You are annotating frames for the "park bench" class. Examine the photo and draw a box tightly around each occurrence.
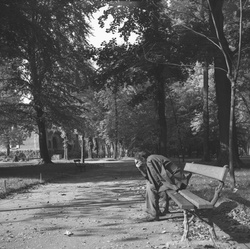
[73,159,86,172]
[166,162,229,242]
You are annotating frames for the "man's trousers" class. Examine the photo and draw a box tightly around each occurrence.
[145,181,169,217]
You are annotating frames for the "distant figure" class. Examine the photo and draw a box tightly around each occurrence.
[134,152,192,222]
[13,154,18,162]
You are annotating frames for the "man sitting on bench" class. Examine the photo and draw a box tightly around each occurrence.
[134,152,192,222]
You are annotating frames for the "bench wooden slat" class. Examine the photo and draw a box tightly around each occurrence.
[184,163,228,181]
[167,190,194,210]
[179,189,213,209]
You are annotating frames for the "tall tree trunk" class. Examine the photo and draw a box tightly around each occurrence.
[145,0,167,156]
[229,79,236,188]
[209,0,238,165]
[36,109,52,163]
[229,0,243,189]
[114,88,118,159]
[30,36,51,163]
[169,92,185,162]
[63,136,68,160]
[155,64,167,156]
[201,0,210,162]
[202,60,210,161]
[79,135,85,163]
[6,143,10,157]
[214,59,232,165]
[87,137,93,159]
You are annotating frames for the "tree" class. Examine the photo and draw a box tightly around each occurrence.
[165,63,217,160]
[167,0,218,162]
[98,0,190,156]
[0,59,33,155]
[95,83,159,155]
[166,0,250,190]
[0,0,98,163]
[0,126,30,156]
[95,39,148,157]
[207,0,249,188]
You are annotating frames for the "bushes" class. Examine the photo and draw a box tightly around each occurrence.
[0,150,40,162]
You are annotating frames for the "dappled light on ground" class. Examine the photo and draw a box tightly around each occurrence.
[0,159,250,248]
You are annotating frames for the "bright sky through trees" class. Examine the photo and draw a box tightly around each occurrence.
[88,7,137,47]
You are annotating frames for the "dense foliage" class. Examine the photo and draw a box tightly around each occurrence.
[0,0,99,162]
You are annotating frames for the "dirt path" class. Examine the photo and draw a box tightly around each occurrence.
[0,161,248,249]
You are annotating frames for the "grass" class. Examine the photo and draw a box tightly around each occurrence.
[0,160,101,199]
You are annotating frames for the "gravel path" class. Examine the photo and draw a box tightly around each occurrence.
[0,161,249,249]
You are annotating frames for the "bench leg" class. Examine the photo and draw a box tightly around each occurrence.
[208,225,217,242]
[181,210,189,241]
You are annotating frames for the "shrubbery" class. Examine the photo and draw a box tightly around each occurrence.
[0,150,40,162]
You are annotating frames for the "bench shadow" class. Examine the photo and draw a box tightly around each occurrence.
[158,199,250,244]
[213,200,250,243]
[227,193,250,207]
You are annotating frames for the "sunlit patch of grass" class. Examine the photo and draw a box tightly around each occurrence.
[0,177,41,198]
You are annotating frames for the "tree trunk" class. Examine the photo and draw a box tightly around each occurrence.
[6,143,10,157]
[213,47,231,165]
[87,137,93,158]
[229,78,236,188]
[209,0,239,165]
[202,60,210,161]
[80,135,85,163]
[114,89,118,159]
[36,109,52,163]
[63,136,68,160]
[168,92,185,161]
[155,64,167,156]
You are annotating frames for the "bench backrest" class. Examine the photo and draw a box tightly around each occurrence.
[184,163,228,182]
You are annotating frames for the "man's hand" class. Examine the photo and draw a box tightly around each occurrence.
[159,182,179,192]
[134,159,142,168]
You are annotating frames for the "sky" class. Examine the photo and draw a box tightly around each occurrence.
[87,7,138,47]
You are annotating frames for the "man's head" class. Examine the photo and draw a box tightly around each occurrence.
[134,151,148,168]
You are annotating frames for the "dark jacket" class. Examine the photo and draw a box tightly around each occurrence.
[138,154,187,192]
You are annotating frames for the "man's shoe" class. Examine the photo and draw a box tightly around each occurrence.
[159,210,170,216]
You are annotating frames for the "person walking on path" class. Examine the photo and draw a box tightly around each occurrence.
[134,152,192,222]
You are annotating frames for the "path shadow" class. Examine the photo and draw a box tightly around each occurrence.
[51,163,142,184]
[0,161,140,199]
[0,177,147,240]
[0,180,144,216]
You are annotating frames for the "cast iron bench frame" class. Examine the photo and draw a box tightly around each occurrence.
[166,163,228,242]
